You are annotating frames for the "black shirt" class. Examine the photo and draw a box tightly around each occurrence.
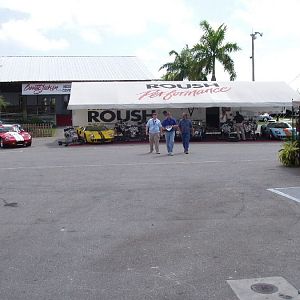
[233,114,244,123]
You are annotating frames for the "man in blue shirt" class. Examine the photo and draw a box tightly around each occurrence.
[146,112,162,154]
[161,111,177,156]
[178,112,194,154]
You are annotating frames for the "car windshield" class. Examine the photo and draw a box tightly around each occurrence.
[85,126,108,131]
[268,123,290,129]
[0,125,18,133]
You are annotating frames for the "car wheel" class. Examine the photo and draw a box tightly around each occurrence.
[26,142,32,147]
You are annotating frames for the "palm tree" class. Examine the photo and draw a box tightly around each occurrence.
[189,54,208,81]
[193,20,241,81]
[159,45,207,81]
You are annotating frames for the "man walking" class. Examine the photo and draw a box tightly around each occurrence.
[178,112,194,154]
[146,112,162,154]
[233,111,246,141]
[161,111,177,156]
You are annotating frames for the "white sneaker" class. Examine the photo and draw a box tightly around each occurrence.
[169,152,174,156]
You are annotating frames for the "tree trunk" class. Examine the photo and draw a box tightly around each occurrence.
[211,58,216,81]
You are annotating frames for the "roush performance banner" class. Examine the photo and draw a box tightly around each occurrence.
[68,81,300,109]
[22,83,71,95]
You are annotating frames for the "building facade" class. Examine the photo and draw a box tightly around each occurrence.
[0,56,154,126]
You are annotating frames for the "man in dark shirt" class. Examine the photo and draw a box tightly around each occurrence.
[178,112,194,154]
[161,111,177,156]
[233,111,246,141]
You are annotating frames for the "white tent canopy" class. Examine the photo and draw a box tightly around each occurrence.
[68,81,300,110]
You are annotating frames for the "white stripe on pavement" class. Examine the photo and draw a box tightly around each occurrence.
[268,188,300,203]
[0,159,272,171]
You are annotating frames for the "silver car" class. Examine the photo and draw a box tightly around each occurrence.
[258,113,273,122]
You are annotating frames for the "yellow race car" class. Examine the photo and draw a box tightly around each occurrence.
[76,125,115,144]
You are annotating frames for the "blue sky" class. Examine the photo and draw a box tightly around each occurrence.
[0,0,299,90]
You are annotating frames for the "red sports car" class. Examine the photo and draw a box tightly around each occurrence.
[0,124,32,148]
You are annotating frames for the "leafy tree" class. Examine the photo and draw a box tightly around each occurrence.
[193,20,241,81]
[159,45,207,81]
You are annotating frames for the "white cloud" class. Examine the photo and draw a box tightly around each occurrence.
[0,19,68,50]
[135,38,173,78]
[0,0,194,50]
[230,0,300,83]
[234,0,300,39]
[78,28,102,44]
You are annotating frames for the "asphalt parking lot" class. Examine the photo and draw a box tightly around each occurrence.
[1,138,300,300]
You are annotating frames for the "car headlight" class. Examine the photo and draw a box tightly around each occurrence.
[5,135,14,141]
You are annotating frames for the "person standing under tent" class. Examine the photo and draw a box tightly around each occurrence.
[146,112,162,154]
[161,111,177,156]
[178,112,194,154]
[219,107,229,127]
[233,111,246,141]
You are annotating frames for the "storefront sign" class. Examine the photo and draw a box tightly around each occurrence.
[22,83,71,95]
[138,83,231,101]
[87,109,155,123]
[72,108,207,126]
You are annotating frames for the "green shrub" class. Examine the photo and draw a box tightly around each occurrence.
[278,140,300,167]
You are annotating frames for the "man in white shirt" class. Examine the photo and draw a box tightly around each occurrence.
[146,112,162,154]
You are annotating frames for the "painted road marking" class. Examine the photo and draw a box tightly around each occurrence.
[227,276,300,299]
[268,187,300,203]
[0,158,273,171]
[0,161,224,170]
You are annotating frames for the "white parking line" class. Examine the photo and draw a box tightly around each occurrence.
[0,159,273,171]
[0,160,224,170]
[268,188,300,203]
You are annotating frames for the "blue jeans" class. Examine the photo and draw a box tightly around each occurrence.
[165,130,175,153]
[182,132,190,152]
